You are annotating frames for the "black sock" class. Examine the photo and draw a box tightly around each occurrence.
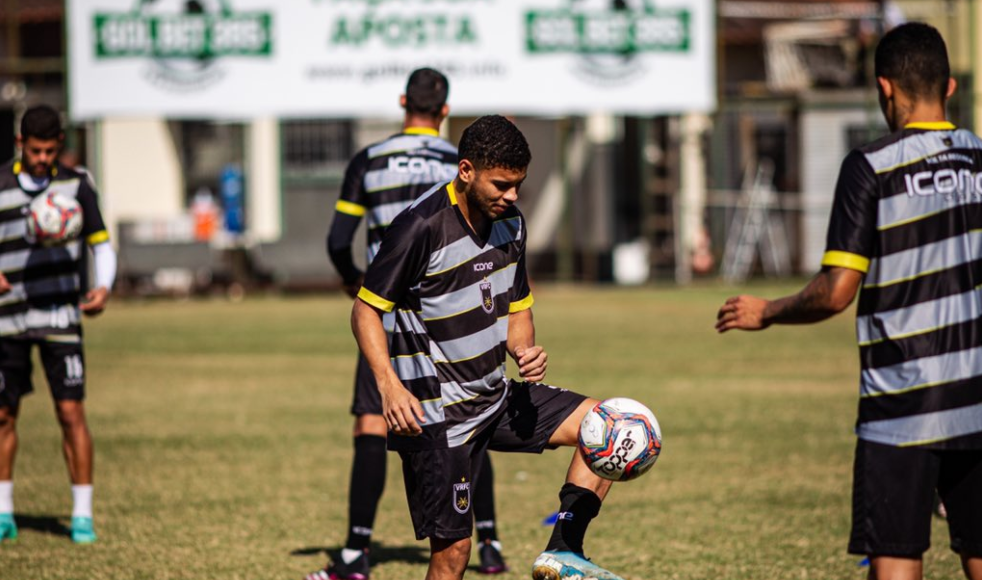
[544,483,602,554]
[473,451,498,544]
[345,435,387,551]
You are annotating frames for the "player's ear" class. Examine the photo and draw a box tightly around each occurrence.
[400,94,407,110]
[876,77,893,100]
[946,77,957,99]
[440,103,450,119]
[458,159,475,184]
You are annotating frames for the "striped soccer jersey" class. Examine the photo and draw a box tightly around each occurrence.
[335,127,458,264]
[0,160,109,339]
[357,180,534,451]
[822,122,982,449]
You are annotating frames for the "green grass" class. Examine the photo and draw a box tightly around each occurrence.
[3,284,965,579]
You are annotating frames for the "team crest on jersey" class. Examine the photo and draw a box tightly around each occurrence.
[480,280,494,314]
[453,480,471,514]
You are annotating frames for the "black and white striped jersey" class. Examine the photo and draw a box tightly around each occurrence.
[335,127,458,264]
[822,121,982,449]
[0,160,109,339]
[358,180,534,451]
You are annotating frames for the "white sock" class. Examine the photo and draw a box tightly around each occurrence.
[0,481,12,514]
[72,485,93,519]
[341,548,363,564]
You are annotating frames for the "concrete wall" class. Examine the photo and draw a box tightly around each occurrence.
[98,118,184,243]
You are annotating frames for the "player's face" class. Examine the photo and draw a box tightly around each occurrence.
[468,165,527,219]
[20,136,61,177]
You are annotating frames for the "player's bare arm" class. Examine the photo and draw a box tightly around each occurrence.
[351,298,425,436]
[507,308,547,382]
[715,266,863,332]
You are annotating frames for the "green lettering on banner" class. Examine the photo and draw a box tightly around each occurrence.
[525,5,690,54]
[330,13,478,47]
[94,12,273,58]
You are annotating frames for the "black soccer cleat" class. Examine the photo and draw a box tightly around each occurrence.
[478,540,509,575]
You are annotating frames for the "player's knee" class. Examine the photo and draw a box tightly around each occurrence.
[55,403,87,430]
[432,536,472,569]
[353,414,388,437]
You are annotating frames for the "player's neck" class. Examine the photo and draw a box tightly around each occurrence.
[452,178,491,238]
[892,97,948,131]
[402,114,442,134]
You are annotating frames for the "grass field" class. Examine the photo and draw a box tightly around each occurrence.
[3,284,965,580]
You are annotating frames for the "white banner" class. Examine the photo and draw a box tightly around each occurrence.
[67,0,715,120]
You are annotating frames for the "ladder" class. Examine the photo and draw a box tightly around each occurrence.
[721,158,792,283]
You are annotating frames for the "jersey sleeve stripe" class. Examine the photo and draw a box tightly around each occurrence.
[87,230,110,245]
[358,287,396,312]
[336,200,367,217]
[508,293,534,313]
[821,251,869,273]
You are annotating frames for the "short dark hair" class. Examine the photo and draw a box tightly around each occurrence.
[458,115,531,171]
[20,105,63,141]
[875,22,950,102]
[405,68,449,117]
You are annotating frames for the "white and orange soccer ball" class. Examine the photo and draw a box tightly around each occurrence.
[27,192,83,246]
[578,398,662,482]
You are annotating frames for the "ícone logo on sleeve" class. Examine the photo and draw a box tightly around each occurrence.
[453,479,471,514]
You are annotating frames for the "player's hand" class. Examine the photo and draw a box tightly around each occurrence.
[0,272,10,295]
[379,377,426,436]
[343,274,365,300]
[715,295,770,333]
[81,286,110,317]
[516,346,548,383]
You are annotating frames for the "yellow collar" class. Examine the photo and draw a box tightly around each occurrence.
[12,160,57,177]
[905,121,956,130]
[404,126,440,137]
[447,179,458,205]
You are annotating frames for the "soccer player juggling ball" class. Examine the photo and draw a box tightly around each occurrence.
[716,23,982,580]
[310,68,509,580]
[352,115,629,580]
[0,105,116,544]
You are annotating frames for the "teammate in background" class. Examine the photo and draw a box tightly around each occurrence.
[353,115,629,580]
[0,105,117,544]
[311,69,508,580]
[716,23,982,580]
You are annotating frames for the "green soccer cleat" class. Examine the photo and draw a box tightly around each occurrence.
[0,513,16,542]
[71,516,97,544]
[531,551,624,580]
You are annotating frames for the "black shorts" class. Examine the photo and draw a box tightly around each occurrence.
[0,337,86,408]
[400,380,587,540]
[849,438,982,558]
[350,353,382,416]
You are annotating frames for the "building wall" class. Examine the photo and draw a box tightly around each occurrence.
[98,118,184,243]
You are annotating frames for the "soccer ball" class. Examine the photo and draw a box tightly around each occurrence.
[578,398,662,482]
[27,192,83,246]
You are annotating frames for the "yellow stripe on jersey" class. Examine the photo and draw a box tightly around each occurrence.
[509,293,535,313]
[358,287,396,312]
[336,200,367,217]
[405,127,440,137]
[87,230,110,245]
[904,121,956,130]
[821,251,869,274]
[447,180,458,206]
